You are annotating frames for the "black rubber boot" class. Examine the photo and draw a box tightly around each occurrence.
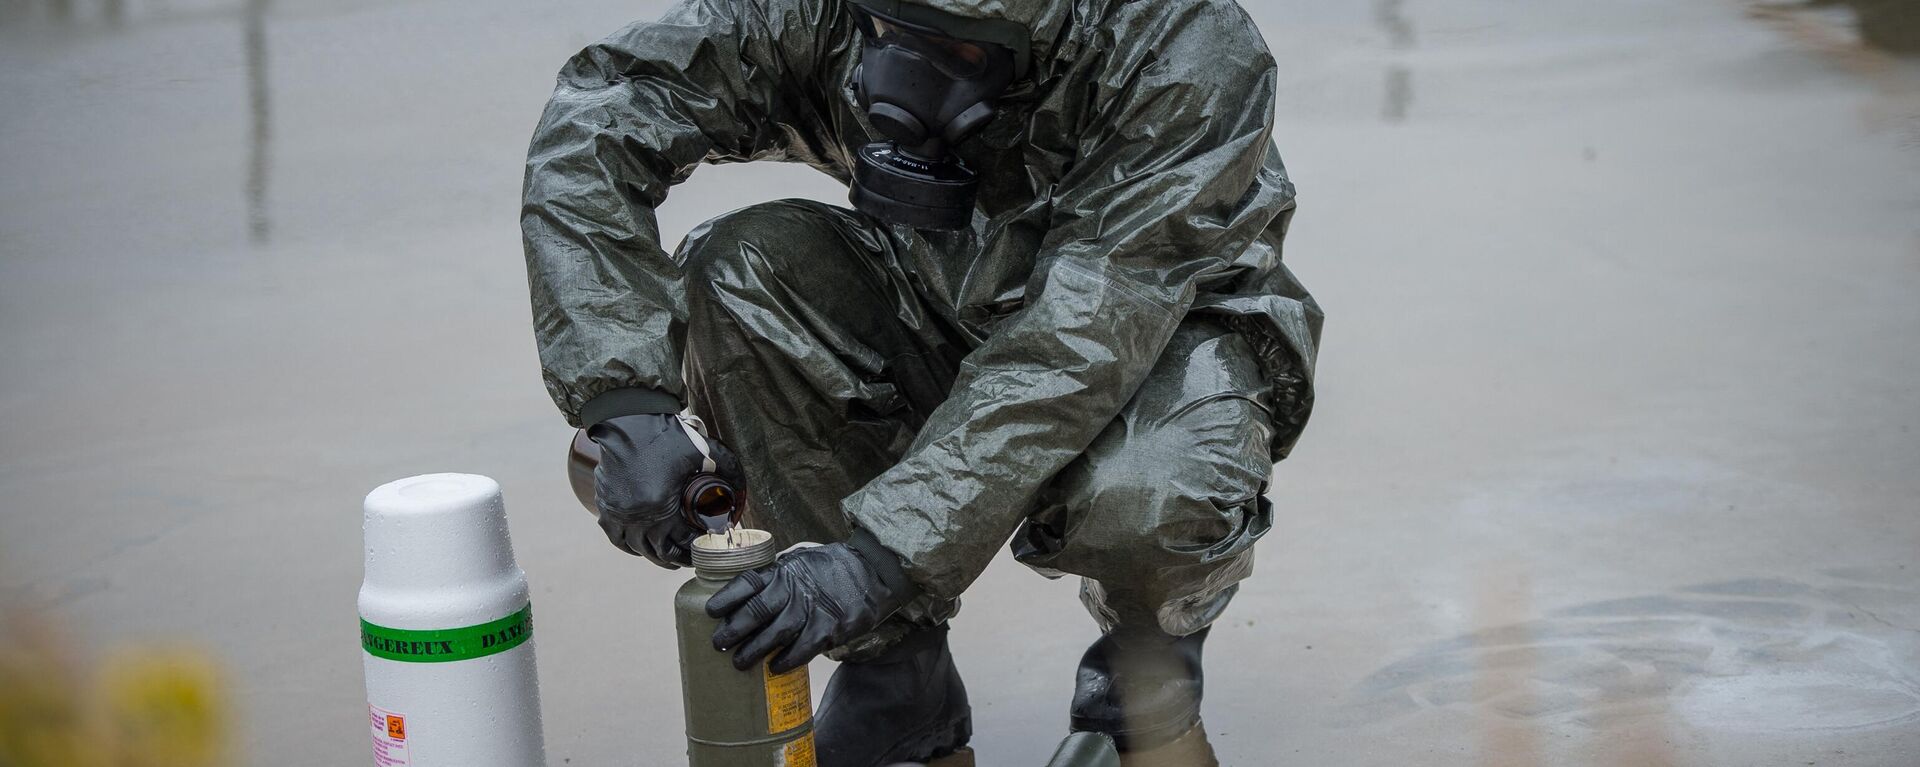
[816,623,972,767]
[1070,625,1210,754]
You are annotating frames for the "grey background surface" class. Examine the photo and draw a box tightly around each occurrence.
[2,0,1918,764]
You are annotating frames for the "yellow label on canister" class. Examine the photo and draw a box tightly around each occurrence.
[781,731,816,767]
[764,661,812,733]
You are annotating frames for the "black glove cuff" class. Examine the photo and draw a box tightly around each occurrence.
[581,387,684,427]
[847,527,917,601]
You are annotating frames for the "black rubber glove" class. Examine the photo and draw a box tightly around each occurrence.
[706,528,918,673]
[588,413,745,569]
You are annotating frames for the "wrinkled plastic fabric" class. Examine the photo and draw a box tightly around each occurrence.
[666,199,1281,637]
[522,0,1322,626]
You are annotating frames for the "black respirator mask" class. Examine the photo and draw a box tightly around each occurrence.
[849,5,1021,230]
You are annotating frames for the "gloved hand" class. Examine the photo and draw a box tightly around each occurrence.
[588,413,744,568]
[706,528,919,673]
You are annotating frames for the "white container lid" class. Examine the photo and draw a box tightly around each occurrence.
[362,473,518,594]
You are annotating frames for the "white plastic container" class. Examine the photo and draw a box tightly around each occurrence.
[359,473,547,767]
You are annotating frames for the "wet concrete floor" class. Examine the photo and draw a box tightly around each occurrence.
[2,0,1918,764]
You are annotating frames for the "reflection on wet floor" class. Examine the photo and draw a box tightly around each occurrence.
[5,0,279,244]
[1763,0,1920,54]
[243,0,270,245]
[1374,0,1416,124]
[2,0,125,26]
[1374,0,1416,50]
[1339,566,1920,760]
[1748,0,1920,149]
[1833,0,1920,53]
[1382,66,1413,123]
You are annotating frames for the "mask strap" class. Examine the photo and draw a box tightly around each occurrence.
[676,415,719,474]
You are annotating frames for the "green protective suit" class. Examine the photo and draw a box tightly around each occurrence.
[522,0,1321,637]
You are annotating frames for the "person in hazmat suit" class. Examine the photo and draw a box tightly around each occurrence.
[522,0,1320,762]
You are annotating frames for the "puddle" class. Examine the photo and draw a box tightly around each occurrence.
[1677,672,1920,732]
[1339,567,1920,737]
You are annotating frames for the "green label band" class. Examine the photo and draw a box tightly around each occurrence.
[361,604,533,663]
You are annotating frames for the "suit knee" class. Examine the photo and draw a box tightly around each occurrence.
[678,199,841,289]
[1033,436,1271,575]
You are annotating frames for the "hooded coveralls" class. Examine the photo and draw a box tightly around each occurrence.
[523,0,1321,639]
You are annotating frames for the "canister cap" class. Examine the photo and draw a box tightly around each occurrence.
[691,529,776,575]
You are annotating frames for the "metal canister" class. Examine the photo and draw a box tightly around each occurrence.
[675,529,816,767]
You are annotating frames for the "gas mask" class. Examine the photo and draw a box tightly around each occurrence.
[849,2,1025,230]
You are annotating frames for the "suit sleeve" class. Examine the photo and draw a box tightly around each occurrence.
[522,0,837,425]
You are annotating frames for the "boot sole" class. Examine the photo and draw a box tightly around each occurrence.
[1070,699,1201,753]
[926,747,977,767]
[885,709,973,765]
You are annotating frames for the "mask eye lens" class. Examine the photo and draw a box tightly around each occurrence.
[855,9,1001,76]
[938,39,987,67]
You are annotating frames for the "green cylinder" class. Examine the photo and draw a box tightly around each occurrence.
[675,530,817,767]
[1044,733,1119,767]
